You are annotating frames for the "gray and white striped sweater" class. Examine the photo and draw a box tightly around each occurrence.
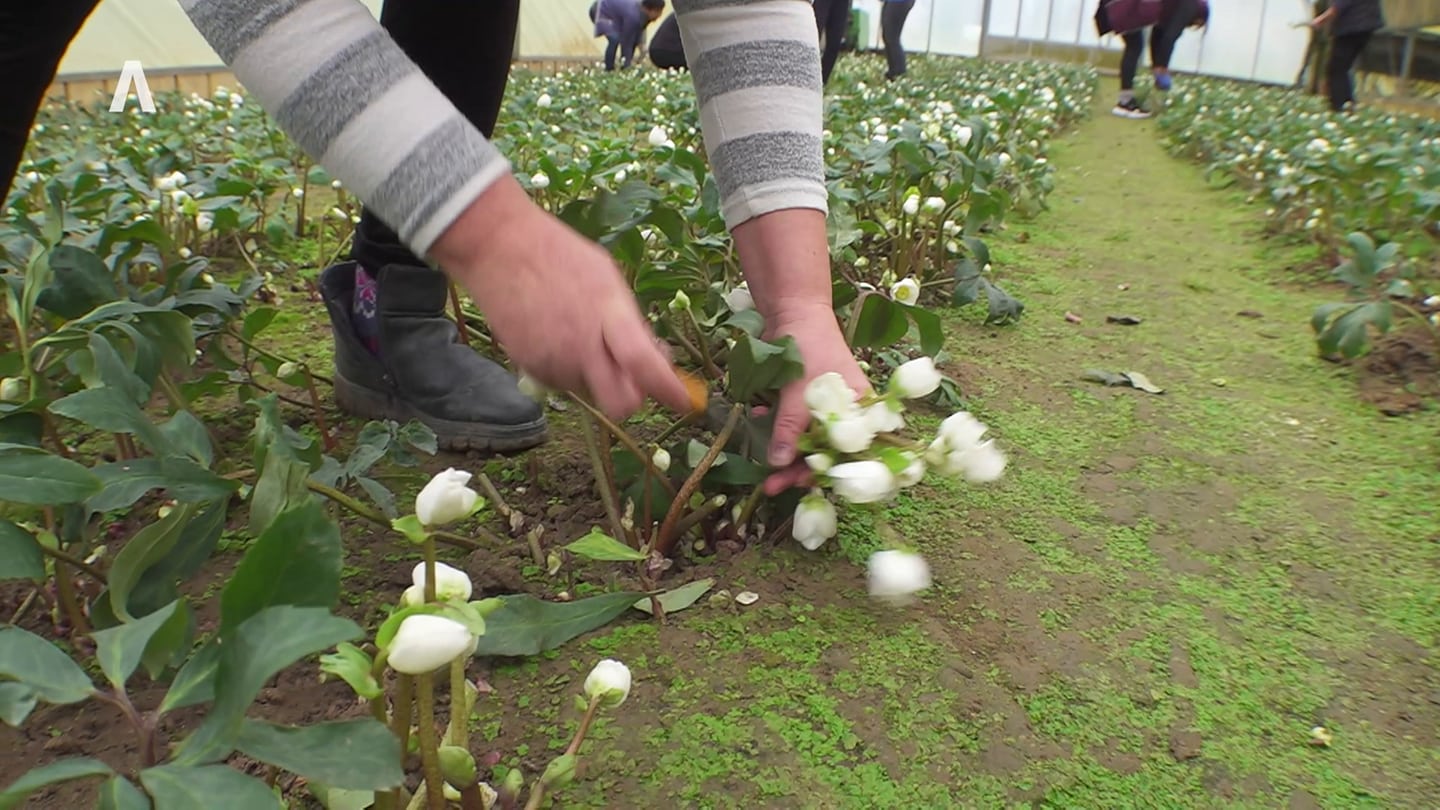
[177,0,825,258]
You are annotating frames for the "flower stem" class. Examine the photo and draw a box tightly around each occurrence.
[447,658,468,747]
[578,411,626,545]
[655,404,741,557]
[39,544,106,583]
[391,674,413,756]
[565,695,603,757]
[566,395,676,496]
[422,539,438,603]
[301,365,337,454]
[414,675,446,810]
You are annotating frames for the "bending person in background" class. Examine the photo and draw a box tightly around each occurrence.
[1310,0,1385,112]
[1,0,867,494]
[649,14,687,70]
[1096,0,1209,119]
[812,0,854,86]
[881,0,916,81]
[594,0,666,71]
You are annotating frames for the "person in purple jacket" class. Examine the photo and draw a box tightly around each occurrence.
[594,0,666,71]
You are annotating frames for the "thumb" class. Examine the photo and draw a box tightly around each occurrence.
[767,383,812,468]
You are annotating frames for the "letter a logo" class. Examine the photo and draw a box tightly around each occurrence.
[110,61,156,113]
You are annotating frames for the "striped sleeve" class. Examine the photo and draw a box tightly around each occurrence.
[673,0,828,229]
[176,0,510,258]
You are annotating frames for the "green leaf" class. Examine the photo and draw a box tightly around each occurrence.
[318,643,383,700]
[248,447,314,537]
[159,411,214,466]
[851,294,910,350]
[471,592,644,657]
[0,758,112,810]
[92,600,181,688]
[95,776,150,810]
[396,420,438,457]
[951,259,983,306]
[222,501,342,635]
[87,457,238,512]
[355,476,397,519]
[242,307,277,340]
[566,528,646,562]
[125,501,227,620]
[907,306,945,357]
[108,504,196,622]
[178,607,361,764]
[235,718,403,790]
[726,334,804,404]
[0,520,43,581]
[308,785,375,810]
[159,639,220,713]
[0,627,94,705]
[983,278,1025,326]
[0,451,101,505]
[86,333,150,406]
[49,388,166,454]
[139,601,193,679]
[140,765,279,810]
[0,682,38,726]
[632,578,716,615]
[36,245,118,320]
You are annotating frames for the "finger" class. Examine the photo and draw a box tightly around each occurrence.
[584,348,643,421]
[605,316,693,414]
[766,381,812,469]
[763,464,813,497]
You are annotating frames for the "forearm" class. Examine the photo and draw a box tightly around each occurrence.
[179,0,510,259]
[674,0,827,230]
[733,209,834,324]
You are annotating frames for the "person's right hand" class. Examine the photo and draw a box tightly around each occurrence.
[432,176,692,420]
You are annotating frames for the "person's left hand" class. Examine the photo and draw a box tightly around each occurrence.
[761,304,871,495]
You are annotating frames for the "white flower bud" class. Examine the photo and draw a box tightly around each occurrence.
[826,460,898,504]
[867,549,932,602]
[651,447,671,473]
[411,560,474,602]
[537,93,552,108]
[889,357,942,399]
[792,490,837,551]
[415,468,481,528]
[648,126,669,147]
[386,614,476,674]
[583,659,631,708]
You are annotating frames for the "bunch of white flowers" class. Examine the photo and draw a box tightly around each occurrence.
[789,359,1007,552]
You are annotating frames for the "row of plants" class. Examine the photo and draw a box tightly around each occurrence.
[1153,77,1439,359]
[1,56,1090,807]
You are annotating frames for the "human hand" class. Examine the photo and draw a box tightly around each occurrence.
[761,304,870,495]
[433,177,691,420]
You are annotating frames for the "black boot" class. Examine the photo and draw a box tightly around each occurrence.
[320,262,547,452]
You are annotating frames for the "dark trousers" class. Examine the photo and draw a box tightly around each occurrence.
[813,0,852,86]
[0,0,101,202]
[1327,31,1371,111]
[881,0,915,80]
[650,48,687,70]
[1118,0,1198,90]
[0,0,519,273]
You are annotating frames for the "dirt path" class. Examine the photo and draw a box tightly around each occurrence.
[468,96,1440,808]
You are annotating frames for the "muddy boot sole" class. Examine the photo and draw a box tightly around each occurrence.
[334,372,548,453]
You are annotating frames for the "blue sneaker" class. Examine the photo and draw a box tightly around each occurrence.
[1155,73,1173,91]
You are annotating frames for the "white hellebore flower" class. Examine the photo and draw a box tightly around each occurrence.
[863,402,905,435]
[826,413,878,454]
[890,276,921,306]
[955,125,973,147]
[805,453,835,474]
[177,247,193,259]
[867,549,932,601]
[530,172,550,189]
[195,212,214,233]
[648,125,669,147]
[584,659,632,708]
[922,196,945,214]
[387,615,476,674]
[998,152,1013,167]
[792,490,838,551]
[896,453,925,488]
[926,412,1007,483]
[827,460,898,504]
[722,283,754,313]
[804,372,858,421]
[415,468,480,527]
[890,356,942,399]
[537,93,552,108]
[902,195,920,216]
[652,447,672,473]
[411,561,474,602]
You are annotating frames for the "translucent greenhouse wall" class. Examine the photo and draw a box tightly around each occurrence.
[54,0,1439,88]
[850,0,1318,86]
